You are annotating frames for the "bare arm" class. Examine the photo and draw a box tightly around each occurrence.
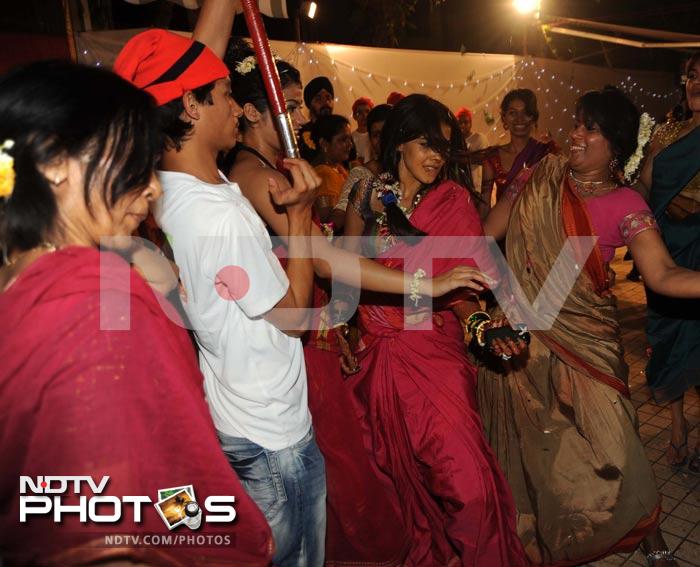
[629,229,700,298]
[192,0,240,58]
[341,204,366,255]
[262,161,317,336]
[478,158,495,219]
[237,166,490,296]
[482,192,514,242]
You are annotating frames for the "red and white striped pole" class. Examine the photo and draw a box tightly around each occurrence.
[240,0,300,158]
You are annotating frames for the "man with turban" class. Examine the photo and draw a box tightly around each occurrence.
[299,75,335,162]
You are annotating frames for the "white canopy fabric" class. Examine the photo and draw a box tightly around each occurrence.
[77,29,676,148]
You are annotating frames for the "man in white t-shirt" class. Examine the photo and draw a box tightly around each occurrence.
[350,96,374,164]
[115,28,326,567]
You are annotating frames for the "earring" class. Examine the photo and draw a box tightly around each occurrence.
[609,158,619,173]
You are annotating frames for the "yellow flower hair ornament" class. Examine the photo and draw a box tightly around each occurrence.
[0,139,16,199]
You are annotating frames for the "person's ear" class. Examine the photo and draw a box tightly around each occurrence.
[243,102,263,125]
[39,156,70,193]
[182,91,201,120]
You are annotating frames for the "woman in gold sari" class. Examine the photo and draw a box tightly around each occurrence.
[479,87,700,566]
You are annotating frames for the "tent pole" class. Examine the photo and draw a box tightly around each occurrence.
[62,0,79,63]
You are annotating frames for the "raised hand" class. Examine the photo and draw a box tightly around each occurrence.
[267,158,320,212]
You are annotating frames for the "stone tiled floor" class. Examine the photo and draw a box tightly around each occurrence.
[586,250,700,567]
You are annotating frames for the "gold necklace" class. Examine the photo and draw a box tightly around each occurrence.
[4,242,57,267]
[569,171,618,196]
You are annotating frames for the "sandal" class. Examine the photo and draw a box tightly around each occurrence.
[646,550,677,566]
[666,421,688,468]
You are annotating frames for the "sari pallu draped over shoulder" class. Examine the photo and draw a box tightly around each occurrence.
[478,155,660,566]
[349,180,528,567]
[0,247,273,567]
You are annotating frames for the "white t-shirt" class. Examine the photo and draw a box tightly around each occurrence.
[155,170,311,451]
[352,130,372,164]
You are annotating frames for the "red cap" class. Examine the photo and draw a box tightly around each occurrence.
[386,91,405,106]
[352,96,374,114]
[455,106,473,121]
[114,29,229,106]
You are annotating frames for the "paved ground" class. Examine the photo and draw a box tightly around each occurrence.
[586,251,700,566]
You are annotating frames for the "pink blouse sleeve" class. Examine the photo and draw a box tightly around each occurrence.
[620,211,659,245]
[617,188,659,246]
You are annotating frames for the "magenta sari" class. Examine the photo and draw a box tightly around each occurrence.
[349,181,528,566]
[0,247,273,567]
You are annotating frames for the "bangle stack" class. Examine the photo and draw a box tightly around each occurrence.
[463,311,491,346]
[409,269,427,307]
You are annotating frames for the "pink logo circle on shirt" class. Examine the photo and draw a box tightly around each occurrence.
[215,266,250,301]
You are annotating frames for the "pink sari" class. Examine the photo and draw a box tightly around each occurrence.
[349,181,528,566]
[0,247,273,567]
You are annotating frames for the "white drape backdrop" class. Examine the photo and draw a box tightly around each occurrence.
[77,30,676,149]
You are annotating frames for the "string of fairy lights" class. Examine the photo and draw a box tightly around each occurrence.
[78,39,679,140]
[285,43,677,139]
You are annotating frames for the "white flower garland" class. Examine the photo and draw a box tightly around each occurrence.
[623,112,655,183]
[235,54,282,76]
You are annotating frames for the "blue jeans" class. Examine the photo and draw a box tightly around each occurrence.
[217,427,326,567]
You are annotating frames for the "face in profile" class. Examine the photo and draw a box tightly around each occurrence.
[283,82,306,132]
[398,123,450,186]
[502,98,535,138]
[310,88,334,120]
[56,156,162,249]
[198,78,243,152]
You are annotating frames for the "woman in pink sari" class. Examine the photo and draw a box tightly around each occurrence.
[0,61,272,566]
[222,42,493,566]
[345,94,528,566]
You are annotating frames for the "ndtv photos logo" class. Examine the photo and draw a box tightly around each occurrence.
[19,476,237,530]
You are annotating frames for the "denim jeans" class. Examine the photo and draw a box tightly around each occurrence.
[217,427,326,567]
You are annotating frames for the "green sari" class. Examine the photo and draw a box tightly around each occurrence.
[646,121,700,401]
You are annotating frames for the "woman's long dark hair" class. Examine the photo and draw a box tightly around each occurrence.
[0,60,161,255]
[379,94,472,239]
[224,37,302,131]
[219,38,302,173]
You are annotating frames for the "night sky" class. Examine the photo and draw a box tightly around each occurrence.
[1,0,698,73]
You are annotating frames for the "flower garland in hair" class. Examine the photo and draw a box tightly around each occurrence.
[0,139,15,199]
[623,113,655,183]
[235,54,282,76]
